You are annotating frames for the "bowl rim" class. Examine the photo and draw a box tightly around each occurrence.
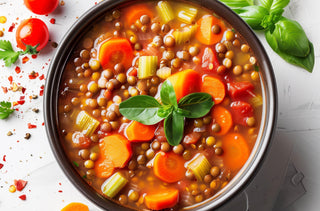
[44,0,278,210]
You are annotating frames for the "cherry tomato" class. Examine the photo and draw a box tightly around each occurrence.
[24,0,59,15]
[16,18,49,51]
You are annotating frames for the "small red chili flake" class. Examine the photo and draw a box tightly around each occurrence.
[42,122,45,126]
[28,72,39,79]
[58,190,63,193]
[39,74,45,80]
[8,23,15,32]
[1,86,8,94]
[49,18,56,24]
[22,87,26,94]
[15,66,21,74]
[39,89,44,96]
[0,163,4,169]
[3,155,6,162]
[17,100,25,105]
[14,179,28,191]
[19,194,26,200]
[31,54,37,59]
[8,76,13,84]
[27,123,37,129]
[22,56,29,64]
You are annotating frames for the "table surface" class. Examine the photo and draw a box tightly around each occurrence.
[0,0,319,210]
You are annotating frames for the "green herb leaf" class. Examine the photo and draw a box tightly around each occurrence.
[164,111,184,146]
[234,6,269,30]
[219,0,254,9]
[160,80,178,108]
[260,0,290,12]
[178,93,214,118]
[266,30,314,72]
[119,95,163,125]
[157,105,173,118]
[0,101,14,119]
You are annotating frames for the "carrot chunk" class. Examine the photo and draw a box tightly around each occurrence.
[167,69,201,101]
[211,105,233,136]
[145,188,179,210]
[222,133,250,171]
[153,152,186,183]
[201,76,226,104]
[125,121,156,142]
[123,4,154,27]
[94,156,115,178]
[195,15,227,45]
[61,202,89,211]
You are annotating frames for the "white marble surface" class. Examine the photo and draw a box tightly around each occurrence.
[0,0,319,210]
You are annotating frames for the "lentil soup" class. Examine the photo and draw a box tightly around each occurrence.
[58,1,264,210]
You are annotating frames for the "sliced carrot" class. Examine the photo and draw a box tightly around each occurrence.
[145,188,179,210]
[100,134,132,168]
[125,121,156,142]
[167,69,201,101]
[94,155,115,178]
[153,152,186,183]
[61,202,89,211]
[195,15,227,45]
[98,38,133,70]
[201,76,226,104]
[222,133,250,171]
[212,105,233,136]
[123,4,154,27]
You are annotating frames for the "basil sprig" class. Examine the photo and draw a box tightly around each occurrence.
[219,0,314,72]
[119,80,214,146]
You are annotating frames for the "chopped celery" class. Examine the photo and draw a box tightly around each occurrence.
[250,94,263,108]
[177,5,198,24]
[187,153,212,181]
[138,56,158,79]
[101,172,128,198]
[173,24,197,45]
[157,1,175,23]
[156,67,171,79]
[75,111,100,137]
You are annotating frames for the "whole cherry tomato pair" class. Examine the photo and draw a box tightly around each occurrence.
[16,0,59,51]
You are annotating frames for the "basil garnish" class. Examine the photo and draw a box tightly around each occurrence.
[119,80,214,146]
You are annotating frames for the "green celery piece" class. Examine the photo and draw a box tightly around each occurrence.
[101,172,128,198]
[157,1,175,23]
[138,56,158,79]
[173,24,197,45]
[75,111,100,137]
[176,5,198,24]
[187,153,212,181]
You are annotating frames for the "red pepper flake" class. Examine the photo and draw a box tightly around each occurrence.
[22,56,29,64]
[3,155,6,162]
[14,179,28,191]
[39,89,44,96]
[42,122,45,126]
[0,163,3,169]
[31,54,37,59]
[8,23,15,32]
[19,194,26,200]
[2,86,8,94]
[39,74,45,80]
[17,100,25,105]
[49,18,56,24]
[22,87,26,94]
[15,66,21,74]
[28,71,39,79]
[27,123,37,129]
[8,76,13,84]
[58,190,63,193]
[20,96,25,100]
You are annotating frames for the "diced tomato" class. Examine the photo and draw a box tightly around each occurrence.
[230,101,254,126]
[19,194,27,200]
[201,47,220,73]
[227,81,254,100]
[14,179,28,191]
[71,131,91,148]
[183,132,202,144]
[154,125,166,142]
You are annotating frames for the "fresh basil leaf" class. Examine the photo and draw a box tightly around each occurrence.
[266,30,314,72]
[164,111,184,146]
[269,17,310,57]
[219,0,254,9]
[119,95,163,125]
[0,40,14,51]
[0,101,14,119]
[175,108,192,117]
[178,93,214,118]
[234,6,269,30]
[260,8,283,32]
[260,0,290,12]
[160,80,177,108]
[157,105,173,118]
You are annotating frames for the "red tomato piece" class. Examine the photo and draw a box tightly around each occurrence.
[154,125,167,142]
[24,0,59,15]
[201,47,220,73]
[230,101,254,126]
[228,81,254,100]
[14,179,28,191]
[16,18,49,51]
[71,131,91,148]
[183,132,201,144]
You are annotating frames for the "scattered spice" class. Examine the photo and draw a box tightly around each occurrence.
[8,23,15,32]
[14,179,28,191]
[32,94,38,99]
[22,56,29,64]
[60,0,65,6]
[15,66,21,74]
[0,163,3,169]
[19,194,26,200]
[9,185,16,193]
[24,133,31,139]
[51,41,58,48]
[31,54,37,59]
[27,123,37,129]
[29,71,39,79]
[7,131,13,136]
[32,108,39,113]
[50,18,56,24]
[0,16,7,24]
[3,155,6,161]
[0,30,4,37]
